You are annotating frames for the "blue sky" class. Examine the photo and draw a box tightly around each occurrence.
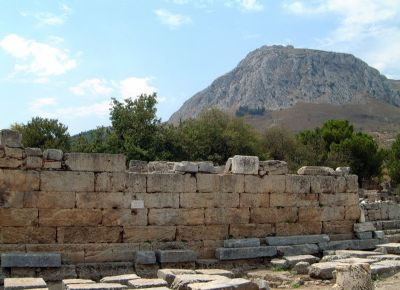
[1,0,399,134]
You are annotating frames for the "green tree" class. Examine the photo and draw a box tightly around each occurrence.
[11,117,71,151]
[388,134,400,186]
[320,120,354,150]
[71,126,111,153]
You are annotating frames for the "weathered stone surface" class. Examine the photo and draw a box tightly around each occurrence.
[265,235,329,246]
[100,274,140,284]
[283,255,319,266]
[77,262,133,280]
[320,192,359,206]
[156,250,197,263]
[231,155,259,175]
[76,192,131,209]
[57,227,122,243]
[134,251,156,265]
[1,252,61,267]
[128,278,168,289]
[0,227,56,244]
[4,278,46,290]
[355,232,373,240]
[188,278,257,290]
[244,175,285,193]
[43,149,63,161]
[126,173,146,193]
[294,262,310,275]
[41,171,95,192]
[249,278,269,290]
[345,205,361,221]
[259,160,288,175]
[334,263,373,290]
[157,269,196,285]
[215,246,277,260]
[322,220,354,234]
[174,162,198,173]
[0,130,21,148]
[224,158,232,173]
[196,174,219,193]
[149,209,203,226]
[0,208,38,226]
[276,222,322,236]
[95,173,126,192]
[309,261,345,279]
[65,153,126,172]
[319,239,380,251]
[128,160,148,173]
[374,231,385,240]
[224,238,260,248]
[5,147,24,159]
[270,258,288,268]
[25,156,43,169]
[219,175,244,193]
[345,175,359,192]
[43,161,62,169]
[239,193,269,208]
[39,209,102,226]
[171,274,228,290]
[270,193,318,207]
[39,265,77,281]
[336,167,350,175]
[297,166,334,176]
[198,162,215,173]
[67,283,127,290]
[25,148,42,157]
[376,243,400,254]
[354,222,376,233]
[0,191,24,208]
[180,193,239,208]
[229,224,274,238]
[147,161,175,173]
[285,175,311,194]
[147,174,196,193]
[205,208,249,225]
[0,157,23,168]
[277,244,319,256]
[335,250,384,258]
[251,207,297,224]
[32,191,75,209]
[102,209,147,226]
[176,225,228,241]
[310,176,336,193]
[62,279,95,290]
[123,226,176,242]
[194,270,233,278]
[0,169,39,191]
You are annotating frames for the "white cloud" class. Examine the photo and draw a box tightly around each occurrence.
[283,0,400,78]
[21,4,72,27]
[225,0,264,12]
[119,77,157,98]
[155,9,192,29]
[0,34,77,81]
[70,79,114,96]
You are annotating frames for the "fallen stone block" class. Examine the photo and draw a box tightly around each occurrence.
[356,232,373,240]
[335,250,383,258]
[374,231,385,240]
[43,149,63,161]
[354,222,376,233]
[270,259,288,269]
[147,161,175,173]
[334,257,376,265]
[134,251,156,265]
[1,253,61,268]
[157,269,196,285]
[0,130,22,148]
[127,278,168,289]
[215,247,277,260]
[194,270,233,278]
[376,243,400,254]
[4,278,47,290]
[198,162,215,173]
[265,235,329,246]
[259,160,288,175]
[156,250,197,264]
[231,155,259,175]
[309,262,346,280]
[100,274,140,284]
[171,274,229,290]
[370,260,400,277]
[294,262,310,275]
[334,263,373,290]
[283,255,319,267]
[62,279,95,290]
[174,162,198,173]
[277,244,319,256]
[67,283,127,290]
[223,238,260,248]
[64,153,126,172]
[224,158,232,173]
[297,166,334,176]
[335,167,350,175]
[318,239,379,251]
[248,278,269,290]
[187,278,258,290]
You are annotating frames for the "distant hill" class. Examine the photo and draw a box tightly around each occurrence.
[169,45,400,136]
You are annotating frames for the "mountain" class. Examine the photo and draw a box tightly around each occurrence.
[169,45,400,135]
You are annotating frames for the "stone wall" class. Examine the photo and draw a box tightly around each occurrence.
[0,130,361,264]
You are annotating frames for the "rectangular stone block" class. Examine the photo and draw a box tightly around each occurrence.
[0,157,23,168]
[123,226,176,242]
[321,206,345,221]
[320,192,359,206]
[76,192,131,209]
[0,130,22,148]
[239,193,269,208]
[126,173,146,193]
[96,172,126,192]
[265,234,330,246]
[64,153,126,172]
[43,161,61,169]
[26,244,84,264]
[244,175,285,193]
[147,174,196,193]
[102,209,147,226]
[250,207,297,224]
[1,253,61,268]
[4,147,23,159]
[148,209,204,226]
[205,208,249,225]
[0,209,38,226]
[354,222,376,233]
[41,171,94,192]
[355,232,373,240]
[215,246,277,260]
[144,193,179,208]
[0,169,39,191]
[156,250,197,263]
[176,225,229,241]
[231,155,259,175]
[180,193,239,208]
[134,251,156,265]
[0,227,56,244]
[310,176,335,193]
[32,192,75,209]
[196,174,219,193]
[39,209,102,226]
[345,205,361,221]
[322,220,354,234]
[346,175,359,192]
[298,207,321,222]
[224,238,260,248]
[285,175,311,194]
[67,283,127,290]
[229,224,274,238]
[0,191,24,208]
[57,227,122,243]
[219,175,244,193]
[270,193,318,207]
[277,244,319,256]
[4,277,46,290]
[276,222,322,236]
[319,239,379,251]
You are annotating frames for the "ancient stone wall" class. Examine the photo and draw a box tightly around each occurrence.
[0,130,361,264]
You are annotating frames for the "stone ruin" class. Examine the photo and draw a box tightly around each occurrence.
[2,129,400,289]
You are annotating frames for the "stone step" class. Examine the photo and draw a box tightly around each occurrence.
[215,246,277,260]
[155,250,197,264]
[1,253,61,268]
[277,244,319,256]
[223,238,260,248]
[318,239,379,251]
[384,229,400,235]
[376,243,400,254]
[265,235,330,246]
[384,234,400,243]
[373,220,400,230]
[4,278,47,290]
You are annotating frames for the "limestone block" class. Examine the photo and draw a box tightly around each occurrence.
[244,175,285,193]
[100,274,139,284]
[126,173,146,193]
[336,167,350,175]
[374,231,385,240]
[0,191,24,208]
[321,206,345,221]
[34,191,75,208]
[174,161,199,173]
[215,246,277,260]
[196,174,219,193]
[224,238,260,248]
[334,263,373,290]
[123,226,176,242]
[297,166,334,176]
[145,193,179,208]
[43,149,63,161]
[149,209,204,226]
[265,235,329,246]
[0,227,56,244]
[75,262,134,282]
[319,192,359,206]
[310,176,335,193]
[0,130,22,148]
[1,252,61,267]
[41,171,94,192]
[176,225,229,241]
[157,269,196,285]
[0,157,23,168]
[355,232,373,240]
[188,278,257,290]
[39,209,102,226]
[26,244,85,264]
[128,278,167,289]
[388,203,400,219]
[334,176,347,193]
[43,161,62,169]
[298,207,322,222]
[62,279,95,290]
[322,221,354,234]
[82,244,140,263]
[277,244,319,256]
[134,251,156,265]
[57,227,122,243]
[148,161,175,173]
[128,160,148,173]
[102,209,147,226]
[219,175,244,193]
[180,193,239,208]
[285,175,311,194]
[25,148,42,157]
[283,255,319,267]
[198,162,215,173]
[259,160,288,175]
[4,277,46,290]
[0,208,38,226]
[224,158,232,173]
[147,174,196,193]
[345,205,361,221]
[76,192,131,209]
[4,147,24,159]
[309,261,345,279]
[67,283,127,290]
[374,243,400,254]
[239,193,269,208]
[231,155,259,175]
[194,269,233,278]
[0,169,39,191]
[270,193,318,207]
[345,175,359,192]
[229,224,274,238]
[25,156,43,169]
[294,261,310,274]
[275,222,322,236]
[205,208,249,225]
[250,207,297,224]
[156,249,197,263]
[353,222,376,233]
[171,274,228,290]
[319,239,379,251]
[96,172,126,192]
[64,153,126,172]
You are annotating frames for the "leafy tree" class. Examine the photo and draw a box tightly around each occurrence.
[11,117,71,151]
[388,134,400,186]
[320,120,354,150]
[71,126,112,153]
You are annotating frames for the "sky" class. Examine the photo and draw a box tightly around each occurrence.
[1,0,400,134]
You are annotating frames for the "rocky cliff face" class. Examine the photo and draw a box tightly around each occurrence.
[169,45,400,123]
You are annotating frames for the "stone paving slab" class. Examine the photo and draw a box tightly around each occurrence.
[371,260,400,277]
[215,247,277,260]
[127,279,168,289]
[277,244,319,256]
[187,278,257,290]
[157,269,196,285]
[100,274,140,284]
[171,275,229,290]
[62,279,95,290]
[265,235,329,246]
[335,250,384,258]
[1,253,61,268]
[4,278,47,290]
[66,283,127,290]
[376,243,400,254]
[156,250,197,263]
[319,239,379,251]
[283,255,319,267]
[309,262,347,280]
[194,270,233,278]
[334,257,376,264]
